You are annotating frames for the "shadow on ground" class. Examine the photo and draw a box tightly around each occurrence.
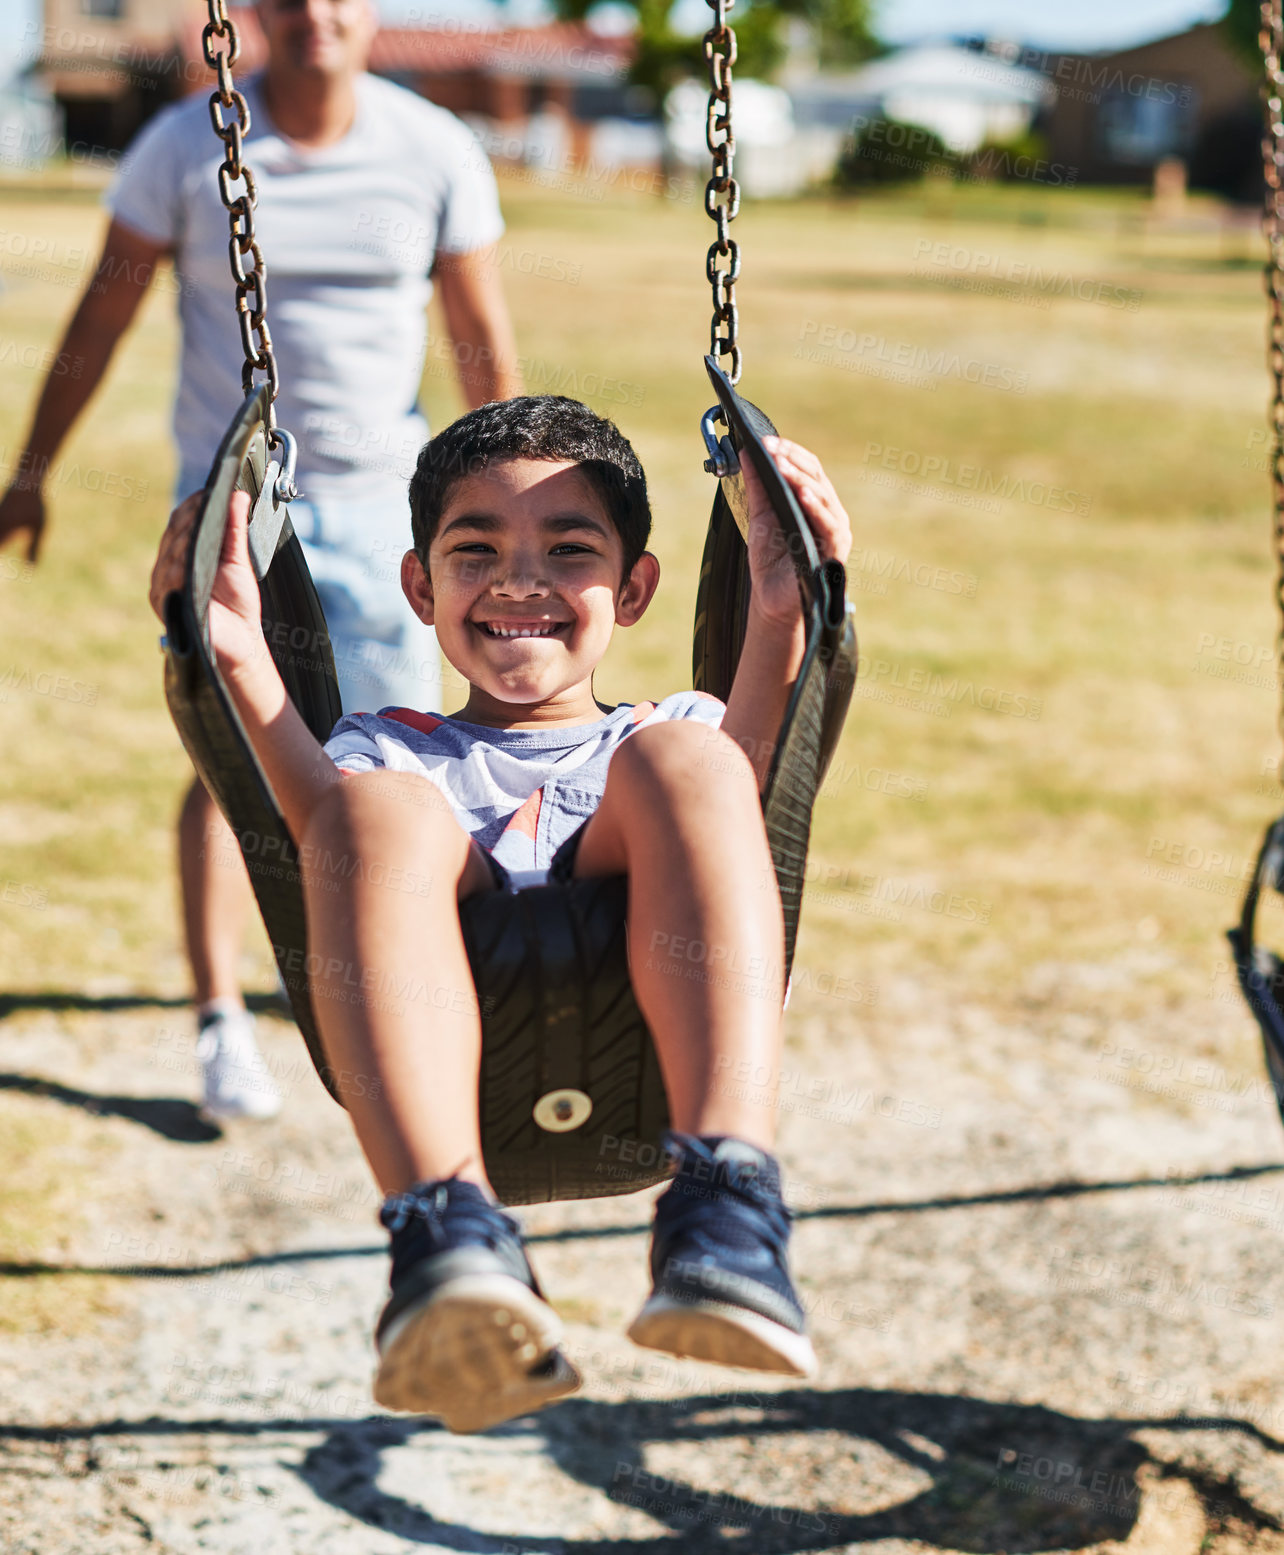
[1,1390,1278,1552]
[0,991,285,1020]
[0,1072,220,1143]
[3,1164,1282,1275]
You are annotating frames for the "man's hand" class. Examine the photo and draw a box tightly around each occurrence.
[0,484,47,563]
[741,436,852,630]
[150,490,268,678]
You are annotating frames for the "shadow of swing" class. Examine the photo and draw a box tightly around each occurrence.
[295,1388,1284,1552]
[0,1072,221,1144]
[0,990,286,1021]
[0,1389,1279,1552]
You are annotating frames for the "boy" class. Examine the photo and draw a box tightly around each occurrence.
[149,395,852,1435]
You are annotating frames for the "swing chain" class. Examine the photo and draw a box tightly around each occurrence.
[704,0,741,384]
[201,0,280,419]
[1263,0,1284,765]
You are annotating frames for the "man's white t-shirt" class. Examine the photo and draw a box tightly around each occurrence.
[107,73,505,502]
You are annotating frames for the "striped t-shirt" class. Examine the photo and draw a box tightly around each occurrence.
[323,691,726,886]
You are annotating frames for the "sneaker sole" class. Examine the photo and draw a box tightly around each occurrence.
[628,1294,817,1378]
[373,1274,581,1432]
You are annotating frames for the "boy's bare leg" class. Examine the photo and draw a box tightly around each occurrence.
[178,779,256,1005]
[299,771,580,1428]
[298,770,497,1195]
[571,721,785,1152]
[570,721,816,1373]
[574,721,815,1376]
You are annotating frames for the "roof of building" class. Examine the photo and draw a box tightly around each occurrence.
[166,12,632,85]
[832,43,1056,108]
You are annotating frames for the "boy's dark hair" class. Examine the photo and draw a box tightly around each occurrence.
[409,396,652,583]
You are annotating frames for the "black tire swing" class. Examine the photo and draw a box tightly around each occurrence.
[1231,1,1284,1129]
[164,0,858,1204]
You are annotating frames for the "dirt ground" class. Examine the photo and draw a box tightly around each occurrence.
[2,956,1283,1555]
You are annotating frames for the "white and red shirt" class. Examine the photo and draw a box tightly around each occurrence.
[324,692,726,886]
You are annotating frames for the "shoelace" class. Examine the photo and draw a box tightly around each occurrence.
[656,1136,793,1256]
[379,1181,521,1252]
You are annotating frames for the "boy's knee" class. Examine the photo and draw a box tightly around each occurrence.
[696,724,760,773]
[304,771,456,850]
[616,720,750,783]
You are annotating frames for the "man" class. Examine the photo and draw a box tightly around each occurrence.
[0,0,522,1119]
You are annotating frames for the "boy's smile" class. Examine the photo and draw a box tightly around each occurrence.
[473,621,567,639]
[401,458,658,728]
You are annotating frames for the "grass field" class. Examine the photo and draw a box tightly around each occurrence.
[0,169,1276,1007]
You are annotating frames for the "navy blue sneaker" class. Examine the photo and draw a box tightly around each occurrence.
[628,1133,817,1377]
[373,1178,580,1432]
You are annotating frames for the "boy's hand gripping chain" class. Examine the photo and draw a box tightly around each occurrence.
[696,357,858,973]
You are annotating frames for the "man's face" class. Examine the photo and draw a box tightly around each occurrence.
[404,458,655,714]
[255,0,376,77]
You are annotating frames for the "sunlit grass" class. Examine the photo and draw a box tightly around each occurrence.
[0,1099,123,1332]
[0,168,1277,1020]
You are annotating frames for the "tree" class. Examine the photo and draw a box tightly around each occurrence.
[778,0,877,69]
[1222,0,1265,73]
[547,0,877,100]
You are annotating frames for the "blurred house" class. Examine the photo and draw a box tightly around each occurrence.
[32,0,635,162]
[0,68,63,172]
[35,0,189,152]
[789,43,1054,154]
[662,41,1055,196]
[1033,24,1257,195]
[665,77,821,198]
[674,41,1056,196]
[773,23,1258,196]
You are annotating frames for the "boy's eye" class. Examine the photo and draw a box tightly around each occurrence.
[551,543,594,556]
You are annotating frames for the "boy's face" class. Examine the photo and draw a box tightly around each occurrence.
[402,458,658,719]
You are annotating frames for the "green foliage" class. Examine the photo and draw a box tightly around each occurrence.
[835,115,954,185]
[625,0,695,101]
[722,3,792,80]
[1220,0,1264,72]
[965,127,1052,181]
[836,119,1062,191]
[774,0,877,67]
[542,0,875,91]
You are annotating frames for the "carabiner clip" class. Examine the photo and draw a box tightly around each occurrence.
[700,405,739,479]
[268,426,300,504]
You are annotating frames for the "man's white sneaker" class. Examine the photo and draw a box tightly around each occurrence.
[196,1006,283,1121]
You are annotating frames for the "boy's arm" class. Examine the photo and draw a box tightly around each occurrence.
[719,437,852,792]
[149,490,345,840]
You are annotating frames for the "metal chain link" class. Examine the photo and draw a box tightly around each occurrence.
[202,0,280,418]
[703,0,741,383]
[1262,0,1284,765]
